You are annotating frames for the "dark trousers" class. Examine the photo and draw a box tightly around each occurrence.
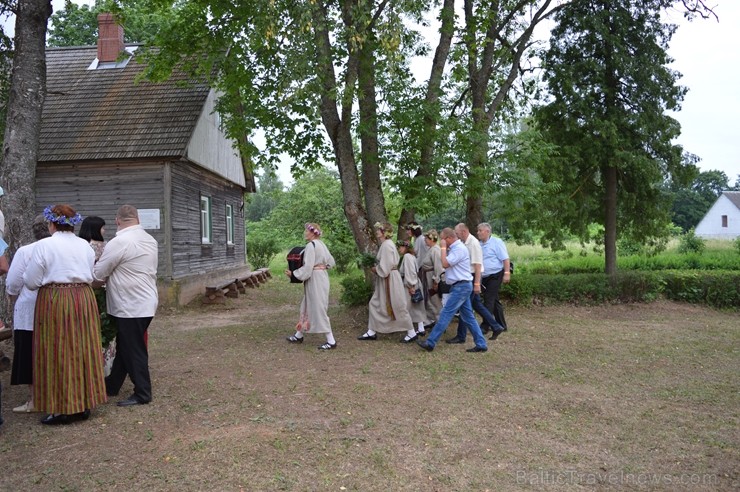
[106,316,153,403]
[456,291,503,341]
[0,381,4,427]
[481,271,507,330]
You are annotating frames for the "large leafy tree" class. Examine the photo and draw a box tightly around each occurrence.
[531,0,700,275]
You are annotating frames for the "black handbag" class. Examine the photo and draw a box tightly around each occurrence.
[411,289,424,303]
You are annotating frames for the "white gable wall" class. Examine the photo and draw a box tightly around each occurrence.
[695,194,740,239]
[186,90,246,187]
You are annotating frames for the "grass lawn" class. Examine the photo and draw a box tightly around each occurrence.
[1,274,737,491]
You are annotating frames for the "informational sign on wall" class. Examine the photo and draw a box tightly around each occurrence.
[138,209,161,230]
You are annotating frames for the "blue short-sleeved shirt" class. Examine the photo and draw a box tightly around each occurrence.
[481,237,509,275]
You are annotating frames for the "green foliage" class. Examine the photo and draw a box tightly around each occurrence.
[530,1,690,271]
[678,228,705,254]
[246,234,281,270]
[501,270,739,310]
[670,169,730,231]
[662,271,740,309]
[48,0,171,47]
[735,237,740,255]
[245,171,285,223]
[324,239,357,274]
[340,274,373,307]
[95,288,118,347]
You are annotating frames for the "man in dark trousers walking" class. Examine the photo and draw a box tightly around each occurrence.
[95,204,159,406]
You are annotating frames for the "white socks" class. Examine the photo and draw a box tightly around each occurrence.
[326,332,336,345]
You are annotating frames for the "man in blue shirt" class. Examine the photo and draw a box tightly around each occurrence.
[477,222,511,335]
[417,228,488,352]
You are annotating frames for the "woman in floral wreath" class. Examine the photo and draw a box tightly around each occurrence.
[358,222,415,341]
[397,240,428,342]
[284,223,338,350]
[23,204,107,425]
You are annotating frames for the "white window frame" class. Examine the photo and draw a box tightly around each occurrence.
[226,204,234,245]
[200,195,212,244]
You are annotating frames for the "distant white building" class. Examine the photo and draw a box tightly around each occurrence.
[695,191,740,239]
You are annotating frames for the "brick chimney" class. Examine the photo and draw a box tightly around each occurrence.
[97,13,124,63]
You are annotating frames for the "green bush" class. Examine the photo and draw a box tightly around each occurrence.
[678,228,705,254]
[247,235,281,269]
[340,274,373,306]
[735,237,740,255]
[325,239,357,274]
[662,270,740,309]
[500,270,738,309]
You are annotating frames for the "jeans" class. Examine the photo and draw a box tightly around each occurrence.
[456,291,503,341]
[426,281,487,349]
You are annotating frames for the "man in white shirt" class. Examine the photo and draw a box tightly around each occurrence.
[447,223,503,344]
[94,205,159,406]
[417,228,488,352]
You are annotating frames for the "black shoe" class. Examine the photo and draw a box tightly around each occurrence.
[445,337,465,344]
[400,334,418,344]
[41,413,70,425]
[117,395,149,407]
[357,332,377,341]
[416,330,427,337]
[466,346,488,353]
[416,340,434,352]
[70,409,91,422]
[286,335,304,343]
[318,342,336,350]
[489,327,505,340]
[480,324,491,335]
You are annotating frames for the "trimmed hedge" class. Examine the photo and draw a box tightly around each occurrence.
[501,270,740,309]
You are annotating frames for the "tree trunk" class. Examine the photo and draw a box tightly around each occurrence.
[604,164,617,276]
[357,33,386,229]
[0,0,52,326]
[461,0,556,225]
[312,2,374,254]
[397,0,455,233]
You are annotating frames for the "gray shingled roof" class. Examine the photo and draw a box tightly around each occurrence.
[40,45,210,162]
[724,191,740,210]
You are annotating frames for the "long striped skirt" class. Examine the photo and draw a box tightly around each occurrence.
[33,283,107,414]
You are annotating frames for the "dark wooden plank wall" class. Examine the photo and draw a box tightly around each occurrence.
[36,160,168,274]
[170,160,246,278]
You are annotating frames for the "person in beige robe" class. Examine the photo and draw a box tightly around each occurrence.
[358,222,415,341]
[420,229,444,328]
[285,223,337,350]
[398,241,428,342]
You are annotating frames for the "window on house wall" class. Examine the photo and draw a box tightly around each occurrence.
[722,215,728,228]
[201,195,212,244]
[226,204,234,245]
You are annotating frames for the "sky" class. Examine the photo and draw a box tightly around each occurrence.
[2,1,738,187]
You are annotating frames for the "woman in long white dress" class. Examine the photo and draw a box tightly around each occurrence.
[284,223,338,350]
[419,229,444,327]
[358,222,415,341]
[397,240,428,342]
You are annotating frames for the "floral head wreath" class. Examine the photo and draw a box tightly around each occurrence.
[305,223,322,236]
[374,222,393,239]
[43,205,83,226]
[405,222,422,233]
[424,229,439,242]
[396,239,410,248]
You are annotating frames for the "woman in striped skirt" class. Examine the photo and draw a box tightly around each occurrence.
[23,204,107,425]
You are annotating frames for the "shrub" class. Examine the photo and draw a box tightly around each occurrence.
[340,274,373,306]
[662,270,740,309]
[735,237,740,255]
[247,235,281,269]
[325,239,357,274]
[678,228,705,254]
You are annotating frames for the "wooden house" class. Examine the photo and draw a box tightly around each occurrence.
[36,14,255,305]
[695,191,740,240]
